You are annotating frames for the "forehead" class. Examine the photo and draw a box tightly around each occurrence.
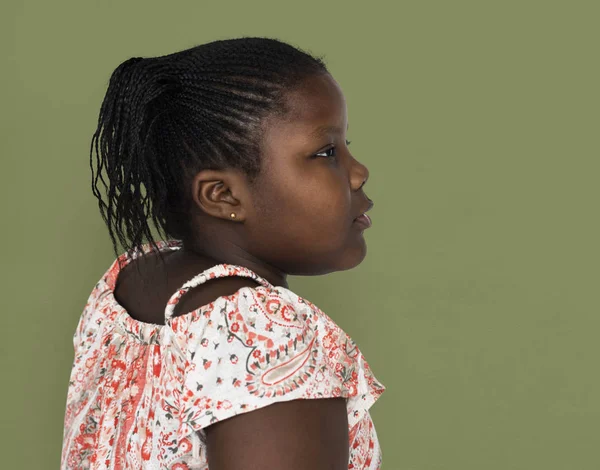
[265,73,348,139]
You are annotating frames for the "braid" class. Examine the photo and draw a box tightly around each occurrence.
[90,37,328,271]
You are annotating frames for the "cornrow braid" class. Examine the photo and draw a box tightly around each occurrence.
[90,37,329,272]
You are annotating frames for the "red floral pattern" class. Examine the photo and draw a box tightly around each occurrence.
[61,240,386,469]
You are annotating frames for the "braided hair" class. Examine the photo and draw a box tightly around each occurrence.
[90,36,329,271]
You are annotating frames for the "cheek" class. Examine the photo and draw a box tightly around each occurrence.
[255,176,350,238]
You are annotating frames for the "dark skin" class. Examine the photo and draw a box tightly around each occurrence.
[113,72,372,469]
[178,71,372,283]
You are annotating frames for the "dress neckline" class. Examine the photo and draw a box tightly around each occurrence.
[101,239,275,344]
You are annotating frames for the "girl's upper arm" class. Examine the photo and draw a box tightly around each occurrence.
[204,397,349,470]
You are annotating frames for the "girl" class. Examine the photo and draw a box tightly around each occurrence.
[61,36,385,470]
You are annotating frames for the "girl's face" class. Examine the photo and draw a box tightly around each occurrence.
[245,73,373,276]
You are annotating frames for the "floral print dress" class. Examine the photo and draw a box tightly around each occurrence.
[61,239,386,469]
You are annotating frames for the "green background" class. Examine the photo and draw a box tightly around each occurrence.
[3,1,599,468]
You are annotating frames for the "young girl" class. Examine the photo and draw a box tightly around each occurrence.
[61,36,385,470]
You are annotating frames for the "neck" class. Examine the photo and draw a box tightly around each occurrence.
[179,236,289,289]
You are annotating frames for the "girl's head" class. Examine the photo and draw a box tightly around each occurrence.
[92,36,372,277]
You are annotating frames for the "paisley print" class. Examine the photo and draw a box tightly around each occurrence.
[61,239,386,469]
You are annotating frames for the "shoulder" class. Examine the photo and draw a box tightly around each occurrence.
[172,275,264,319]
[170,278,385,443]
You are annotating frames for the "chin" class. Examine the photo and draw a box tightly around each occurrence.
[295,233,368,274]
[336,238,368,272]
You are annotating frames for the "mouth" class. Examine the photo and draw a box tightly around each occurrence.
[353,198,374,229]
[353,213,372,229]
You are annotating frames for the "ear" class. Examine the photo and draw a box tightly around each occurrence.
[190,168,248,221]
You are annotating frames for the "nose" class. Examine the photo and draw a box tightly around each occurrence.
[351,158,369,191]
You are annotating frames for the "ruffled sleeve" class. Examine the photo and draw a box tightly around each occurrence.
[168,284,386,443]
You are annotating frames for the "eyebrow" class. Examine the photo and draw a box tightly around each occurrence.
[310,123,349,137]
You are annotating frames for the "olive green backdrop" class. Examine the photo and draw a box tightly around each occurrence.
[3,1,599,468]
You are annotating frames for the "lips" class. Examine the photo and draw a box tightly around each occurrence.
[353,199,374,222]
[353,213,372,229]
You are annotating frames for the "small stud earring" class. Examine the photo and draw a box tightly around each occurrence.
[230,213,236,219]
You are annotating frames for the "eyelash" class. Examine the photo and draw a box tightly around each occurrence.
[315,140,352,158]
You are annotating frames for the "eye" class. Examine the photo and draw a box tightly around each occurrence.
[315,140,352,158]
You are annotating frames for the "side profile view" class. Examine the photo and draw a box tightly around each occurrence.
[61,36,386,470]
